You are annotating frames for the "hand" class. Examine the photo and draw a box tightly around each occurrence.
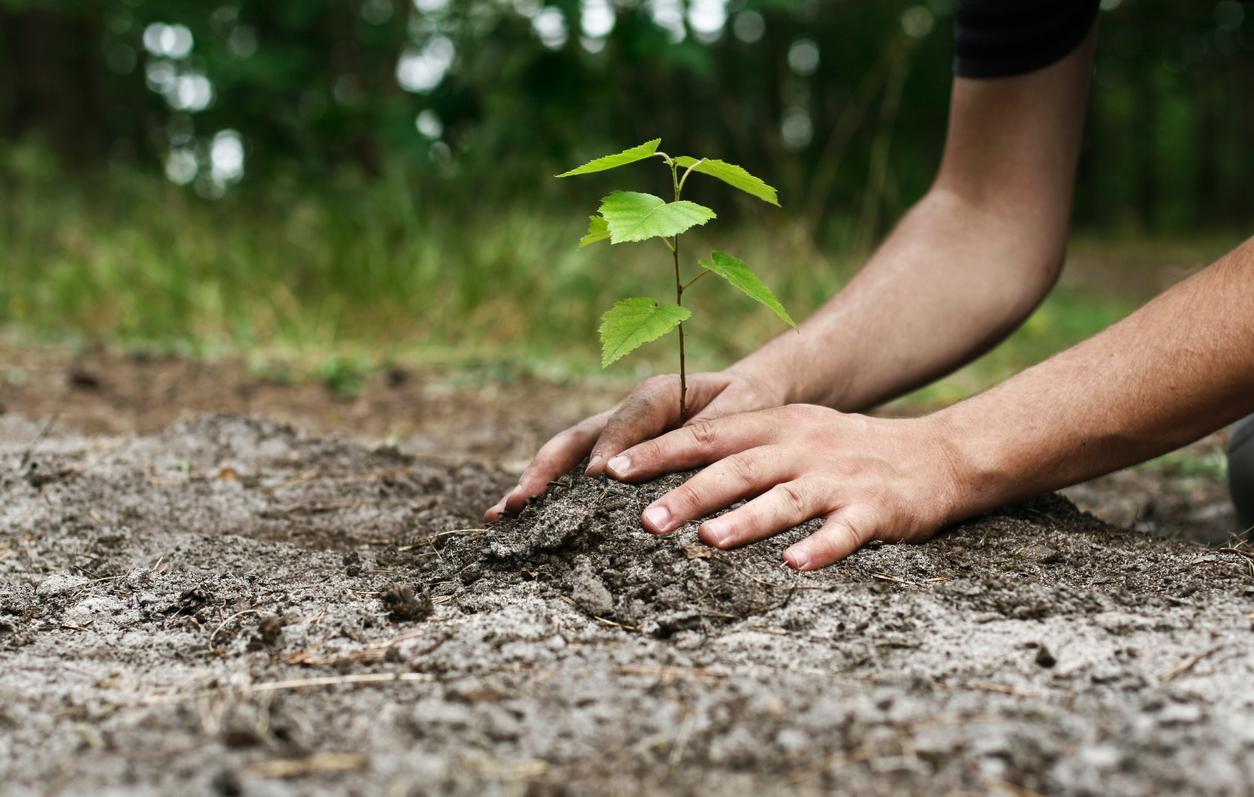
[484,368,786,521]
[602,405,966,570]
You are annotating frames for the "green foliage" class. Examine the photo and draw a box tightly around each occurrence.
[556,137,793,414]
[578,215,610,248]
[556,139,662,178]
[249,358,297,386]
[673,157,780,206]
[318,354,370,401]
[699,252,796,328]
[599,298,691,367]
[597,191,716,244]
[0,149,1158,407]
[4,1,1252,235]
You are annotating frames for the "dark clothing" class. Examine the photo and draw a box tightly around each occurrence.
[954,0,1100,78]
[1229,415,1254,532]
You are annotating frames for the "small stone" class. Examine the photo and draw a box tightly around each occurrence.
[571,570,613,618]
[1035,644,1057,668]
[380,584,433,622]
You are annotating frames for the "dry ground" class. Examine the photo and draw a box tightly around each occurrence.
[1,346,1251,796]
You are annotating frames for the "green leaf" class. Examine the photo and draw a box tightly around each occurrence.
[598,298,692,367]
[597,191,716,244]
[556,139,662,178]
[578,215,609,248]
[699,251,796,329]
[674,156,779,206]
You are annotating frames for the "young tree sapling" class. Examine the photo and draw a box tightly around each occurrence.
[557,138,796,420]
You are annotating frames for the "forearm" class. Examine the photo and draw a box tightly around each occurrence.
[937,237,1254,516]
[733,29,1095,412]
[733,186,1065,410]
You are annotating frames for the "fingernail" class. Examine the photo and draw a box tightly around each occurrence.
[585,454,603,474]
[643,504,671,533]
[784,547,810,570]
[607,455,631,477]
[702,519,729,547]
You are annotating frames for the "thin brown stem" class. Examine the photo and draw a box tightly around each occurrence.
[681,268,711,291]
[670,161,687,421]
[674,236,686,421]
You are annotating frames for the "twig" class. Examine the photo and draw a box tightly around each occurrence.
[142,671,437,705]
[248,672,434,692]
[244,752,366,779]
[1215,547,1254,577]
[965,682,1039,699]
[617,665,724,682]
[591,615,641,632]
[871,572,909,585]
[1160,645,1223,683]
[557,595,642,631]
[209,609,260,646]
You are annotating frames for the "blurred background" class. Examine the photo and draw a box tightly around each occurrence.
[1,0,1252,403]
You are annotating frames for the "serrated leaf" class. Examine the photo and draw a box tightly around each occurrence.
[598,298,692,367]
[674,156,779,206]
[700,251,796,329]
[556,139,662,178]
[578,215,609,248]
[597,191,716,244]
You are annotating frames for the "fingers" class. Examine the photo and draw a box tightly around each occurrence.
[588,375,728,474]
[782,505,879,571]
[639,447,792,534]
[484,410,610,521]
[696,477,834,548]
[607,410,783,482]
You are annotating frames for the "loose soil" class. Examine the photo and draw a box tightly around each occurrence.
[3,345,1253,795]
[1,341,1237,543]
[2,408,1252,797]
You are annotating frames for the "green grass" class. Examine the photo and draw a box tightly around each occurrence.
[0,144,1199,406]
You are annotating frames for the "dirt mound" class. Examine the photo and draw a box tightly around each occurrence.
[2,413,1252,797]
[432,467,1216,636]
[426,468,799,636]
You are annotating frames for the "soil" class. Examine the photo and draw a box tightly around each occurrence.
[0,341,621,468]
[1,340,1236,544]
[1,347,1252,795]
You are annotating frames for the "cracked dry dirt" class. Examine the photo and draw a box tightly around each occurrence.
[1,412,1252,796]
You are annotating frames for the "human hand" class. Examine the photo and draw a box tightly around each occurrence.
[484,368,787,521]
[602,405,966,570]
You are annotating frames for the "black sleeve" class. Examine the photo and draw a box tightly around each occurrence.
[954,0,1101,78]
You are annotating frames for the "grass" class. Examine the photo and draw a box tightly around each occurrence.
[3,144,1239,408]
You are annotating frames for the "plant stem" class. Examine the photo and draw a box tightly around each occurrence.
[669,161,687,421]
[674,234,686,421]
[681,268,711,291]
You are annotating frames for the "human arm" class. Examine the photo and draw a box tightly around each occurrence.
[486,27,1096,520]
[744,25,1096,409]
[604,235,1254,570]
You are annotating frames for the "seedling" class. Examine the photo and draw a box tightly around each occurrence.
[557,138,795,419]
